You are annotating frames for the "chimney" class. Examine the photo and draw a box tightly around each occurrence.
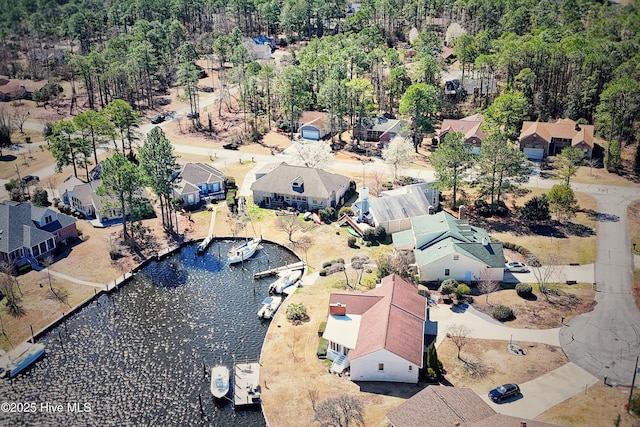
[359,187,369,220]
[520,422,527,427]
[458,205,466,219]
[329,303,346,316]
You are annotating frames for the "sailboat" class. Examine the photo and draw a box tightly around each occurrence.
[227,236,261,264]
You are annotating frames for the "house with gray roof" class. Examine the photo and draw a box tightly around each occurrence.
[0,201,77,267]
[322,274,429,383]
[387,385,559,427]
[59,177,129,226]
[250,163,351,211]
[352,183,439,234]
[353,116,408,145]
[393,211,504,283]
[173,163,225,206]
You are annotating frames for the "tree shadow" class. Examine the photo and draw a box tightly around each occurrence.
[582,209,619,223]
[0,155,17,162]
[529,223,567,238]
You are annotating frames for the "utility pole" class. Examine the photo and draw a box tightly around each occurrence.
[628,355,639,413]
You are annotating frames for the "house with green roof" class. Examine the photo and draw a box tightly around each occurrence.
[393,211,504,283]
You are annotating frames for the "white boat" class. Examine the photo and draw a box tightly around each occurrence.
[268,269,302,294]
[210,365,230,399]
[227,237,261,264]
[257,296,283,319]
[0,342,46,379]
[197,236,213,254]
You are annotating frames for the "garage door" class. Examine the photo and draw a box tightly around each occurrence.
[301,128,320,140]
[523,148,544,160]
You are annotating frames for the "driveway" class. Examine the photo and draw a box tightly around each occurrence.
[478,362,599,419]
[503,264,595,284]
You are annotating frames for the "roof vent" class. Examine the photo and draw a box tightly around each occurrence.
[482,237,488,246]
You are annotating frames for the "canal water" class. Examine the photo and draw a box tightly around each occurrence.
[0,240,298,427]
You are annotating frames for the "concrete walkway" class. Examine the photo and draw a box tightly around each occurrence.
[47,269,104,288]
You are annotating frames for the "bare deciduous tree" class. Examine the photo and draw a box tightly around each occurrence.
[0,261,24,317]
[478,267,500,304]
[11,107,30,135]
[529,254,563,301]
[368,171,386,197]
[276,215,303,243]
[293,235,313,264]
[447,323,471,360]
[290,139,334,169]
[313,395,365,427]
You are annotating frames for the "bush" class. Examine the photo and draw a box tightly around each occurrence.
[322,261,332,268]
[439,279,459,296]
[455,284,471,298]
[319,207,337,223]
[339,206,353,217]
[316,338,329,358]
[318,321,327,336]
[286,302,308,322]
[347,236,357,248]
[492,305,514,321]
[319,269,328,276]
[362,227,375,242]
[516,283,533,297]
[373,225,387,241]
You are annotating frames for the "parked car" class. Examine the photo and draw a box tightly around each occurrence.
[21,175,39,184]
[488,383,520,402]
[186,112,200,119]
[151,114,165,124]
[505,262,529,273]
[223,143,239,150]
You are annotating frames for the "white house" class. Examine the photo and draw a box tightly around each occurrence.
[393,211,504,283]
[322,274,427,384]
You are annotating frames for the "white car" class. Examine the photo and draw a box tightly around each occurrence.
[505,262,528,273]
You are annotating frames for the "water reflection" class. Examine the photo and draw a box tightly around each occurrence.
[0,240,297,427]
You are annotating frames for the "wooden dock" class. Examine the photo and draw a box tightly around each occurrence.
[233,361,261,407]
[253,261,305,279]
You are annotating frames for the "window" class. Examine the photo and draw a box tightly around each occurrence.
[444,269,450,276]
[453,255,459,260]
[44,215,53,224]
[408,366,413,371]
[378,363,384,371]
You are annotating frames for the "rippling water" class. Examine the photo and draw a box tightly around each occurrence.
[0,240,297,427]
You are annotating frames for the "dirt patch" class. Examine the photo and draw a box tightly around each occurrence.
[471,286,597,329]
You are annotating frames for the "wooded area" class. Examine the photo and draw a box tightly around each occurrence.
[0,0,639,155]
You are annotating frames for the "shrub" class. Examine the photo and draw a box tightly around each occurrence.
[322,261,332,268]
[439,279,459,296]
[286,302,308,322]
[347,236,357,248]
[373,225,387,242]
[362,228,375,242]
[319,269,328,276]
[335,258,345,264]
[339,206,353,217]
[516,283,533,297]
[316,338,328,358]
[426,368,438,382]
[455,284,471,298]
[319,207,337,223]
[492,305,514,321]
[318,321,327,336]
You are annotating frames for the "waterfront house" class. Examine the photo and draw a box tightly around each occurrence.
[173,163,225,206]
[0,201,77,268]
[518,118,594,160]
[392,211,504,283]
[322,274,428,383]
[251,163,350,211]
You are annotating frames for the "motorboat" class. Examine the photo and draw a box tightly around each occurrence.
[257,296,283,319]
[227,237,261,264]
[268,269,302,294]
[0,342,46,379]
[210,365,230,399]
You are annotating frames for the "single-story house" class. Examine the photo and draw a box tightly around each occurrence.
[173,163,225,206]
[251,163,351,211]
[0,201,77,267]
[353,116,408,144]
[439,113,486,153]
[323,274,428,383]
[393,211,504,283]
[352,183,439,234]
[0,77,48,102]
[386,385,559,427]
[297,111,332,140]
[518,118,594,160]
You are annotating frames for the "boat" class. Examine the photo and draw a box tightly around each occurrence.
[196,236,213,254]
[227,237,261,264]
[210,365,230,399]
[268,269,302,294]
[0,342,46,379]
[257,296,283,319]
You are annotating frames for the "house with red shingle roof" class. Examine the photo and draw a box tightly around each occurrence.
[322,274,428,383]
[518,118,594,160]
[439,113,486,153]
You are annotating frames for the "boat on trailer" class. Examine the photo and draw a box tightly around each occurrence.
[227,237,261,264]
[210,365,230,399]
[268,269,302,294]
[257,296,283,319]
[0,342,46,379]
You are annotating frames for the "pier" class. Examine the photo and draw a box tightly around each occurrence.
[253,261,306,279]
[233,361,261,407]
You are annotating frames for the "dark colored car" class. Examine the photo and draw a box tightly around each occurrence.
[223,143,239,150]
[186,112,200,119]
[488,383,520,402]
[22,175,39,184]
[151,114,165,124]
